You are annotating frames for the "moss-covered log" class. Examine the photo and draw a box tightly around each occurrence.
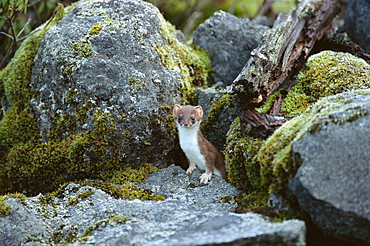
[233,0,341,108]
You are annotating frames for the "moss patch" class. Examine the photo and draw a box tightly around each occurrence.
[0,110,124,195]
[0,192,26,216]
[90,24,103,35]
[127,77,147,91]
[71,180,165,201]
[66,189,95,206]
[156,20,211,104]
[281,51,370,116]
[224,117,265,191]
[0,4,73,195]
[73,40,95,58]
[108,164,160,184]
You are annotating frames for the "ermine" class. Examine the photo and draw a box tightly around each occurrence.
[173,104,227,184]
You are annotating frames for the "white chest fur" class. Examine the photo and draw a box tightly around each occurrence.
[177,123,206,170]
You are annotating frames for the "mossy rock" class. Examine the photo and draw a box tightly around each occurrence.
[281,50,370,116]
[201,93,242,151]
[224,117,265,191]
[0,0,211,195]
[225,51,370,217]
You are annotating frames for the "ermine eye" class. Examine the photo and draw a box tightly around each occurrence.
[191,117,195,121]
[178,116,182,120]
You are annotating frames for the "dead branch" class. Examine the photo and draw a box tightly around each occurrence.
[232,0,341,109]
[231,0,341,138]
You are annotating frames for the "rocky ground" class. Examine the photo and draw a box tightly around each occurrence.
[0,165,306,246]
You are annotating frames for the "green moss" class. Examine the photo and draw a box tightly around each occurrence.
[75,180,165,201]
[108,164,160,184]
[63,62,77,83]
[281,51,370,116]
[201,93,238,132]
[5,192,26,201]
[156,20,211,104]
[67,213,132,243]
[65,87,78,104]
[224,117,265,191]
[38,194,57,207]
[127,77,147,91]
[0,196,12,216]
[234,191,300,221]
[73,40,95,58]
[50,231,63,244]
[1,110,123,195]
[107,213,132,224]
[187,183,198,188]
[0,192,26,216]
[66,189,95,206]
[0,107,39,149]
[257,114,307,194]
[234,191,269,212]
[218,195,233,203]
[271,0,296,13]
[0,4,72,195]
[75,100,93,125]
[80,219,108,239]
[256,91,280,114]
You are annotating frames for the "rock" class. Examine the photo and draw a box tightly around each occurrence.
[0,198,49,245]
[1,0,213,195]
[0,165,306,245]
[135,164,241,209]
[29,0,206,167]
[200,92,242,151]
[289,90,370,245]
[195,86,226,120]
[346,0,370,53]
[193,10,269,86]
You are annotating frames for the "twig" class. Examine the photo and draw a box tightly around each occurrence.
[18,10,56,42]
[16,16,32,39]
[0,31,13,39]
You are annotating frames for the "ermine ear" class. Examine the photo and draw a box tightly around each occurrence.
[194,106,203,119]
[173,104,181,115]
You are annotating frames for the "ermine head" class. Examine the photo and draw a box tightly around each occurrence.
[173,105,203,128]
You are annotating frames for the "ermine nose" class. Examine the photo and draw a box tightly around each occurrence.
[183,123,188,126]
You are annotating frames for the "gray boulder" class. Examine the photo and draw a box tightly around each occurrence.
[289,90,370,245]
[0,165,306,246]
[193,10,269,86]
[200,90,242,151]
[346,0,370,53]
[30,0,187,166]
[195,86,226,120]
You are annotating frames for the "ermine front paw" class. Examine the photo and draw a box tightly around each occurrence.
[186,166,196,175]
[200,172,212,184]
